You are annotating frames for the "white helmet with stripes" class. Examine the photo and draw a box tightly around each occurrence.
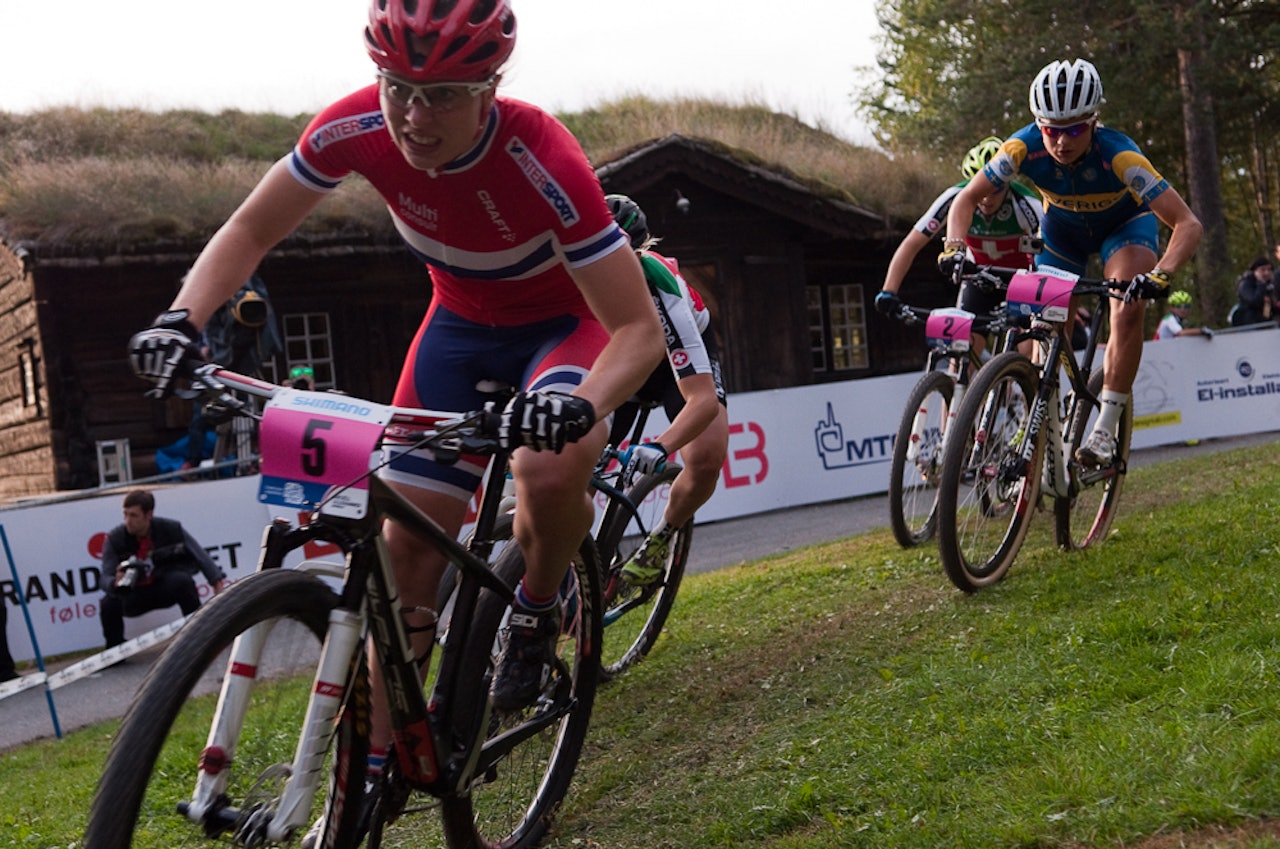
[1029,59,1103,123]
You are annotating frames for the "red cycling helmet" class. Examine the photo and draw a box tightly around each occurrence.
[365,0,517,82]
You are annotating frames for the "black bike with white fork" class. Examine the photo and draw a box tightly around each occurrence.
[935,267,1132,592]
[84,365,602,849]
[887,283,1014,548]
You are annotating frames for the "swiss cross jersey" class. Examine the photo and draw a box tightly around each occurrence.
[640,251,712,381]
[983,123,1170,235]
[915,180,1041,267]
[287,86,628,326]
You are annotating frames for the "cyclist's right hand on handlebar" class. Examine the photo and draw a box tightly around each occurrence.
[1123,268,1172,303]
[937,244,965,279]
[128,309,203,399]
[488,390,596,454]
[874,290,903,316]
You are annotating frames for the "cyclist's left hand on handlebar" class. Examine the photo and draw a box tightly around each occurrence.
[1123,268,1172,303]
[128,309,204,399]
[620,441,667,480]
[874,291,903,316]
[490,391,596,453]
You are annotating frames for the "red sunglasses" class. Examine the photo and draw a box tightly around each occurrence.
[1039,121,1093,139]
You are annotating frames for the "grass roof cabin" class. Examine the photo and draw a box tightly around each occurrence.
[0,98,955,500]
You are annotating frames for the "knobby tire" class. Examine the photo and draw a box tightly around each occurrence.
[84,569,357,849]
[595,464,691,678]
[889,369,954,547]
[438,532,602,849]
[1054,368,1130,550]
[937,351,1043,592]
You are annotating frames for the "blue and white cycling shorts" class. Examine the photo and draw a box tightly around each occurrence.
[383,302,608,501]
[1036,208,1159,276]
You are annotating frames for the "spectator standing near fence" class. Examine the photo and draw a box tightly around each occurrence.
[99,489,227,653]
[1231,257,1275,327]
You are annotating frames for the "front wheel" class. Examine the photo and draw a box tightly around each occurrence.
[84,569,356,849]
[889,369,955,547]
[1054,369,1130,550]
[596,464,691,678]
[439,533,602,849]
[937,352,1043,592]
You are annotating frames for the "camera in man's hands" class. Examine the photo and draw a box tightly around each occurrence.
[116,556,147,591]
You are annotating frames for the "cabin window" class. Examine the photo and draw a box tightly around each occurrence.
[281,313,336,389]
[808,284,869,372]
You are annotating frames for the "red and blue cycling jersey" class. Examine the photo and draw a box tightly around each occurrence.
[285,86,630,498]
[287,85,628,327]
[983,124,1168,273]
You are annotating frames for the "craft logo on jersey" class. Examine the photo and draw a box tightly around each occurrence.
[506,137,579,225]
[476,190,516,242]
[308,111,386,152]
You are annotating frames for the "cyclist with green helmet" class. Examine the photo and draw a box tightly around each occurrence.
[876,135,1041,357]
[1154,290,1212,340]
[604,194,729,586]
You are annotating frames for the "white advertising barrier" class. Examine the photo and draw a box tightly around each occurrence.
[3,327,1277,663]
[0,477,343,664]
[1127,326,1280,447]
[630,326,1280,522]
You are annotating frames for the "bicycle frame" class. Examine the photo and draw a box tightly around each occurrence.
[176,367,539,841]
[980,279,1121,495]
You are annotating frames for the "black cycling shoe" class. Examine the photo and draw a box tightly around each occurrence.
[490,602,561,712]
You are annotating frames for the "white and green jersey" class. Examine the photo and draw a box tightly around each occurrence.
[915,180,1041,267]
[639,251,713,381]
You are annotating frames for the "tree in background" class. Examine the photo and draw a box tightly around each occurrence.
[859,0,1280,325]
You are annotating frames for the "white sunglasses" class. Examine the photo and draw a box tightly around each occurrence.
[376,71,496,112]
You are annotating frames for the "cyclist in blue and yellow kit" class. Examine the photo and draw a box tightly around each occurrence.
[942,59,1203,466]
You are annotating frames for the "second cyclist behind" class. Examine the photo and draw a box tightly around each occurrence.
[875,135,1042,358]
[605,195,730,586]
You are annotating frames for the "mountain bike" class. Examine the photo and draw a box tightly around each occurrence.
[936,267,1131,592]
[887,286,1013,548]
[84,364,603,849]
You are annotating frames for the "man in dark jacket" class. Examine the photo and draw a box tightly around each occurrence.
[99,489,227,649]
[1232,257,1275,327]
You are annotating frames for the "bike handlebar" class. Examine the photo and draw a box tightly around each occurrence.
[892,303,1010,334]
[184,363,506,459]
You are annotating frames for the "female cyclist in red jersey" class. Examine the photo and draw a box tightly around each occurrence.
[128,0,663,779]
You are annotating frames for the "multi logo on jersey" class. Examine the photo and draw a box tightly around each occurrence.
[308,111,386,152]
[506,137,579,226]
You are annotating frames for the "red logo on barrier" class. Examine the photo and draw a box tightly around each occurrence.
[722,422,768,488]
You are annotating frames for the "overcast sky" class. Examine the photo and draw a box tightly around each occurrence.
[0,1,882,145]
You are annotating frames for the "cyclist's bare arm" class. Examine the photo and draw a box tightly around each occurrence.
[1147,188,1203,277]
[569,246,665,419]
[653,372,721,455]
[943,171,996,248]
[174,161,327,328]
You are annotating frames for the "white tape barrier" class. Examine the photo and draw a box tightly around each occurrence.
[42,617,188,691]
[0,670,48,699]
